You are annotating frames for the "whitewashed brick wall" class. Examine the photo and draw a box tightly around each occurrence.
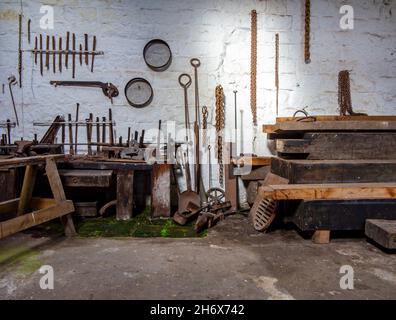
[0,0,395,202]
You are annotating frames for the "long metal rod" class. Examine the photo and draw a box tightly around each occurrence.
[18,14,22,88]
[75,103,80,154]
[33,121,114,126]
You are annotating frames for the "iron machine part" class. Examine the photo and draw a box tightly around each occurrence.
[8,76,19,126]
[50,81,119,103]
[143,39,172,72]
[124,78,153,108]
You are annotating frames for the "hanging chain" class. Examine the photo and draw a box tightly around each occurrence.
[215,85,225,187]
[250,10,257,127]
[338,70,367,116]
[202,105,208,148]
[275,33,279,116]
[304,0,311,64]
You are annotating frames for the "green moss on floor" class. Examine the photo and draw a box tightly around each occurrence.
[0,246,42,276]
[32,207,207,238]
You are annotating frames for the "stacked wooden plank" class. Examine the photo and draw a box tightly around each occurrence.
[261,115,396,245]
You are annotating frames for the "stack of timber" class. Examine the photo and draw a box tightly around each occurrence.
[261,115,396,246]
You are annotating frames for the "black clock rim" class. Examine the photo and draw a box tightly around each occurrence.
[143,39,172,72]
[124,78,154,108]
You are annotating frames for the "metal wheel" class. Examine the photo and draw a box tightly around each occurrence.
[250,195,278,232]
[206,187,225,206]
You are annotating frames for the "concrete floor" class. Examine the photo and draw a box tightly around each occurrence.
[0,215,395,300]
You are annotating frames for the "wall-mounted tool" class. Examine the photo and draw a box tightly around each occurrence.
[75,103,80,154]
[108,108,114,145]
[52,36,56,73]
[46,35,50,70]
[91,36,96,72]
[34,36,38,65]
[72,33,76,78]
[79,44,83,66]
[178,73,200,212]
[233,90,238,155]
[2,84,5,94]
[27,19,31,44]
[124,78,153,108]
[18,14,22,88]
[190,58,206,202]
[143,39,172,72]
[59,37,62,73]
[65,31,70,69]
[8,76,19,126]
[39,34,43,76]
[50,81,119,103]
[84,33,89,65]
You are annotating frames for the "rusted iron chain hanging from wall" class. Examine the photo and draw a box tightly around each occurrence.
[215,85,225,187]
[250,10,257,127]
[304,0,311,64]
[338,70,367,116]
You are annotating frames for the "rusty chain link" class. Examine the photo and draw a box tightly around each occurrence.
[250,10,257,127]
[215,85,225,187]
[275,33,279,116]
[304,0,311,64]
[202,105,208,148]
[338,70,367,116]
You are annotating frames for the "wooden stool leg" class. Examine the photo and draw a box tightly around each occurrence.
[312,230,330,244]
[17,165,38,216]
[45,157,76,236]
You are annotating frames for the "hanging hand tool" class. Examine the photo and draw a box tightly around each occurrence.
[27,19,31,44]
[65,31,70,69]
[68,113,74,155]
[45,35,50,70]
[251,10,258,154]
[72,33,76,78]
[102,117,106,145]
[127,127,131,146]
[275,33,280,116]
[157,120,161,160]
[75,103,79,154]
[86,113,93,155]
[6,119,11,144]
[233,90,238,155]
[91,36,96,72]
[109,108,114,145]
[96,117,101,153]
[240,109,244,155]
[178,73,200,212]
[18,14,22,88]
[190,59,203,197]
[52,36,56,73]
[8,76,19,126]
[39,34,43,76]
[84,33,89,65]
[139,130,145,148]
[59,37,62,73]
[49,81,119,103]
[79,44,83,66]
[190,58,207,202]
[34,36,38,65]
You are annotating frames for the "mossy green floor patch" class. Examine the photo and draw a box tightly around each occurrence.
[0,246,42,276]
[31,208,207,238]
